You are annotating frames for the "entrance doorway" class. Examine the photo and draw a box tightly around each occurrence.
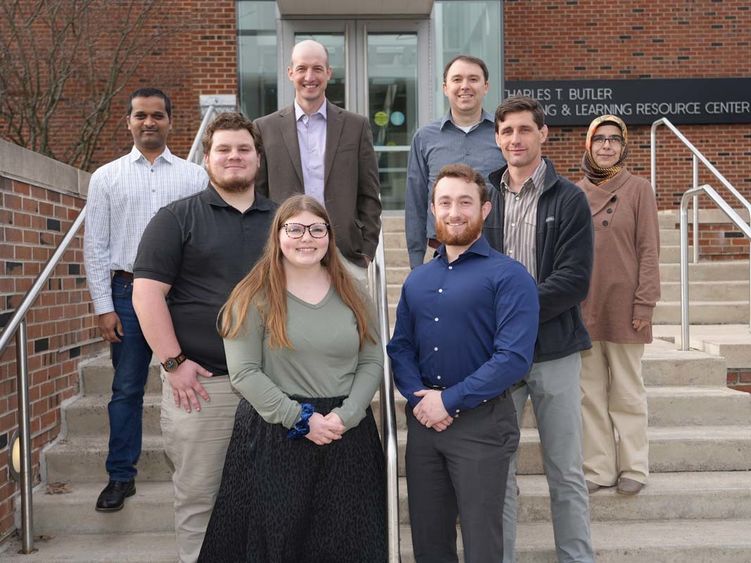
[280,19,432,210]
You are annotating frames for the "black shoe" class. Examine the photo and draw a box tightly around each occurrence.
[95,479,135,512]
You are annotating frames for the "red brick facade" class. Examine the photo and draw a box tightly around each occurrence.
[0,174,105,537]
[504,0,751,212]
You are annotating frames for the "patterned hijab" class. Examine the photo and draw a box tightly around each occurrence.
[581,114,629,185]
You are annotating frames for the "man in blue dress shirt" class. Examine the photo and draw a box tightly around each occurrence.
[388,163,539,563]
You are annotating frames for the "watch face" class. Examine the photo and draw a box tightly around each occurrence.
[164,359,177,371]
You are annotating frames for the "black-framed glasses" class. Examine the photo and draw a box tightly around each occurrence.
[282,222,330,239]
[591,134,624,147]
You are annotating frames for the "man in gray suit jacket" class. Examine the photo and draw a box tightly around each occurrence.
[255,39,382,276]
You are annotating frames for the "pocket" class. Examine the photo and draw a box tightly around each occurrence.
[110,277,132,299]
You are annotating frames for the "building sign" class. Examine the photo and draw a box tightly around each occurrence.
[504,78,751,126]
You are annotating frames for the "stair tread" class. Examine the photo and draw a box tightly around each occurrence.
[0,532,177,561]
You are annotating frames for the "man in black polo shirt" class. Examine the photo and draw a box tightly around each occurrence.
[132,112,276,563]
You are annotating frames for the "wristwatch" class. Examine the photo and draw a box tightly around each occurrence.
[161,353,187,373]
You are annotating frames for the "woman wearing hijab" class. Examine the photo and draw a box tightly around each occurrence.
[199,195,386,562]
[577,115,661,496]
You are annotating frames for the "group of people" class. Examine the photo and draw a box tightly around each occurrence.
[82,40,659,563]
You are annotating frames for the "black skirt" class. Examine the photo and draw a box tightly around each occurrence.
[198,396,387,563]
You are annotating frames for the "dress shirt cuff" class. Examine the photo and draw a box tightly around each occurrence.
[92,295,115,316]
[439,385,463,415]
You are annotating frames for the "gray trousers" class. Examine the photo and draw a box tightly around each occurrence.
[502,353,595,563]
[406,393,519,563]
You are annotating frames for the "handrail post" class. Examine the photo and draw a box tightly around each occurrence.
[679,199,691,351]
[16,320,35,554]
[692,155,699,263]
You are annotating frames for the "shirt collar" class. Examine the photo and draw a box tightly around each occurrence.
[128,145,174,165]
[440,109,494,131]
[202,184,275,212]
[435,235,491,262]
[294,99,328,121]
[501,159,547,195]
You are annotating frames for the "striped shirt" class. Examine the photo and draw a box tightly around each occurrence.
[83,146,208,314]
[501,159,547,280]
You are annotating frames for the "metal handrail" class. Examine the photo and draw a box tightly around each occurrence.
[651,117,751,264]
[679,184,751,350]
[0,206,87,554]
[370,229,401,562]
[187,105,217,163]
[652,117,751,339]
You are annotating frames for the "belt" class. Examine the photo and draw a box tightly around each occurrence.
[113,270,134,281]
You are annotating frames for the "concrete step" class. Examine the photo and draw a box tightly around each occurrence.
[397,425,751,476]
[652,324,751,369]
[659,261,749,282]
[382,214,406,233]
[383,231,407,249]
[640,340,726,385]
[33,482,174,535]
[654,300,749,324]
[64,395,162,438]
[660,280,748,301]
[0,532,177,562]
[398,519,751,562]
[396,471,751,525]
[80,356,161,396]
[45,436,171,483]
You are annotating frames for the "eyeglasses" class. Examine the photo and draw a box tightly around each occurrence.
[282,222,330,239]
[591,135,624,147]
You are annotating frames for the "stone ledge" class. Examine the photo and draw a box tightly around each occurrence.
[0,139,90,197]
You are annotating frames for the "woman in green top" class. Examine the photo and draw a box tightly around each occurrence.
[199,195,386,562]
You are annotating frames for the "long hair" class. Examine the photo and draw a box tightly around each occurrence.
[219,195,375,349]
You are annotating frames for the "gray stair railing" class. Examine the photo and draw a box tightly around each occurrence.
[680,185,751,350]
[370,228,401,562]
[0,207,87,554]
[651,117,751,345]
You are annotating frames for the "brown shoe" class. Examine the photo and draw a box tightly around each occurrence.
[586,480,603,494]
[616,477,644,495]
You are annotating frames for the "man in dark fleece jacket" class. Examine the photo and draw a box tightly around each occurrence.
[483,96,595,563]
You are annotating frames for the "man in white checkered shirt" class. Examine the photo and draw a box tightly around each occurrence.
[83,88,207,513]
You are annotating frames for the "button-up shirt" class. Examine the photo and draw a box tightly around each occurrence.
[405,110,505,268]
[83,146,208,314]
[294,99,327,205]
[501,159,546,279]
[387,236,539,414]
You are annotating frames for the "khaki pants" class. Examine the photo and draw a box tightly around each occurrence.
[580,341,648,486]
[160,372,241,563]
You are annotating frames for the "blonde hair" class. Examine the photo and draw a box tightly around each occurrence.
[219,195,374,349]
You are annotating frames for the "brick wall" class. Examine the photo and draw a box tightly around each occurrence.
[505,0,751,211]
[727,369,751,394]
[0,0,238,172]
[0,146,104,538]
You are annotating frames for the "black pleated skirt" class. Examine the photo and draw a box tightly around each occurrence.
[198,396,387,563]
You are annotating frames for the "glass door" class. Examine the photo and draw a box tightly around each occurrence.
[279,19,431,210]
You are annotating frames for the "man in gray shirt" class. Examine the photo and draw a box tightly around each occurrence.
[405,55,505,269]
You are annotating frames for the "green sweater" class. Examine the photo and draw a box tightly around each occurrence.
[223,288,383,431]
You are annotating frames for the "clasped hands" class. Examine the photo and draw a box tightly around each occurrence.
[413,389,453,432]
[306,412,345,446]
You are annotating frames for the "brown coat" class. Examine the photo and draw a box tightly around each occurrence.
[577,169,661,343]
[254,101,382,267]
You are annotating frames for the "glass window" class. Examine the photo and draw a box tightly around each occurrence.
[237,1,278,119]
[434,1,503,118]
[367,32,418,210]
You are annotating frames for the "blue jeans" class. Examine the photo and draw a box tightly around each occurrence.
[106,274,153,482]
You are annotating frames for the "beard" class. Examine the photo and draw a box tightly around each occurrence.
[206,166,254,193]
[434,214,484,246]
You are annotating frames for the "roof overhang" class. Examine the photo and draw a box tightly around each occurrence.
[276,0,434,17]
